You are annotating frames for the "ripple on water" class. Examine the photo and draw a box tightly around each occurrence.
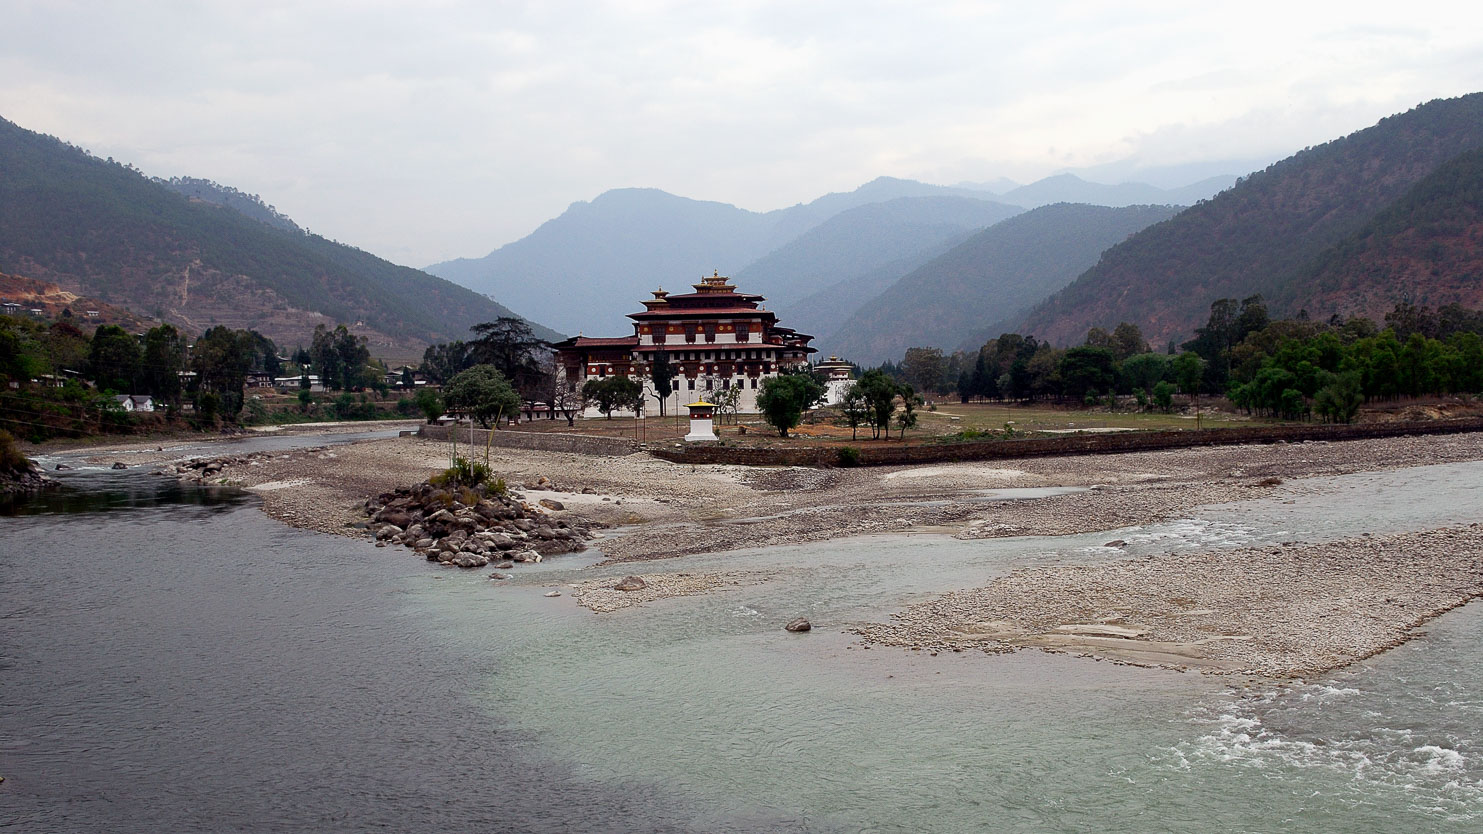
[1163,603,1483,825]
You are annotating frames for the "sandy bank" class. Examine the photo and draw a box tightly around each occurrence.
[856,526,1483,678]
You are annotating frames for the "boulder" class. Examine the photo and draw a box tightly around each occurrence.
[375,524,403,541]
[54,463,70,471]
[613,575,647,592]
[784,617,812,633]
[373,508,412,528]
[539,498,565,511]
[111,461,129,470]
[494,561,515,570]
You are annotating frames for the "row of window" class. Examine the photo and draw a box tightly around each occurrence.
[644,350,774,361]
[687,377,757,390]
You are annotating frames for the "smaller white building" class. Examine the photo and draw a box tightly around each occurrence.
[815,356,856,405]
[114,394,155,412]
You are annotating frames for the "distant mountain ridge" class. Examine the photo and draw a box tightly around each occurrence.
[988,173,1236,209]
[735,196,1023,310]
[820,203,1181,365]
[425,177,1016,335]
[1017,93,1483,345]
[0,115,557,358]
[427,169,1243,342]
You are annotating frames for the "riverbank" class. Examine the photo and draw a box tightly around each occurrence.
[67,428,1483,677]
[856,525,1483,678]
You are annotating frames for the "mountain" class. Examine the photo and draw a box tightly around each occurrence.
[424,178,1014,336]
[820,204,1180,365]
[1017,93,1483,345]
[0,115,556,359]
[735,196,1022,310]
[994,173,1235,209]
[426,188,778,336]
[1295,147,1483,317]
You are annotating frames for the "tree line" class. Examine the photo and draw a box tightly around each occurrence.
[884,297,1483,424]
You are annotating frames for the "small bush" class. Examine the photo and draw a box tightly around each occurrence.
[836,446,861,467]
[0,429,29,472]
[431,456,494,488]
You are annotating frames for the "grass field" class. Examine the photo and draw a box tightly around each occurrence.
[918,400,1251,435]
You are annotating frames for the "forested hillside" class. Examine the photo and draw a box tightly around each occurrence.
[0,116,556,354]
[825,204,1179,364]
[1018,93,1483,345]
[1295,148,1483,317]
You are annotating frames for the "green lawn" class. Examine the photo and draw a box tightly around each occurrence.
[918,400,1255,436]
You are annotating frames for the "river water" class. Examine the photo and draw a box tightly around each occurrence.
[2,440,1480,832]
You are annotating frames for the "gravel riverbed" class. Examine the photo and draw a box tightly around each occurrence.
[67,427,1483,677]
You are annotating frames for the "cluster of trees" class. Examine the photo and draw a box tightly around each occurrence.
[1222,301,1483,422]
[835,370,920,440]
[307,324,373,391]
[884,296,1483,426]
[0,310,410,436]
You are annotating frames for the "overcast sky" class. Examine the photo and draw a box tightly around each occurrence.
[4,1,1482,267]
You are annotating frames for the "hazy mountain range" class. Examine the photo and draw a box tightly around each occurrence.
[10,92,1477,373]
[426,174,1234,337]
[0,116,556,360]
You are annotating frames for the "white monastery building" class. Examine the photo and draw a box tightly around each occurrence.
[552,272,818,417]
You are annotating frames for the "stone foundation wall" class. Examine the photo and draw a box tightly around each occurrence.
[417,424,641,456]
[647,418,1483,468]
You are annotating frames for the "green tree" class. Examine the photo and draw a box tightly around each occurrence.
[419,340,472,385]
[582,376,641,420]
[649,348,677,416]
[857,369,900,440]
[1171,352,1206,403]
[756,373,825,437]
[414,387,443,423]
[444,365,520,428]
[469,317,548,399]
[141,324,185,408]
[1058,346,1117,401]
[901,347,946,394]
[841,383,870,440]
[1151,380,1175,412]
[1119,352,1169,394]
[87,324,141,392]
[191,326,257,419]
[1314,371,1363,423]
[895,383,921,439]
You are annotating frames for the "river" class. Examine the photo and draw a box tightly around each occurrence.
[2,438,1480,832]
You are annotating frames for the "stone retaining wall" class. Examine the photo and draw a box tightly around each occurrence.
[417,423,641,456]
[646,418,1483,468]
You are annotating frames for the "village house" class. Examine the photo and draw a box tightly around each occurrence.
[113,394,155,413]
[552,271,817,417]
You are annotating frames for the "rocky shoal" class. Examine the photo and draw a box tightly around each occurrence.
[363,479,597,569]
[1,459,58,494]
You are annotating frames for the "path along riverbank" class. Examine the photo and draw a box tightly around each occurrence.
[64,428,1483,678]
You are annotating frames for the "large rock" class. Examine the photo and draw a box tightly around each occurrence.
[539,498,565,511]
[613,575,647,592]
[784,617,812,633]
